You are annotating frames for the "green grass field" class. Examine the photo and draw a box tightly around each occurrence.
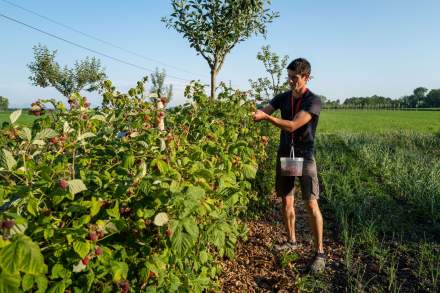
[0,111,36,126]
[313,111,440,291]
[319,110,440,133]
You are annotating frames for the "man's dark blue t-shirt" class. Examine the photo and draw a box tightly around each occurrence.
[269,89,321,159]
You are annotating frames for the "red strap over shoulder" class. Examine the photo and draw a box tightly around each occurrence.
[290,89,307,144]
[291,88,307,117]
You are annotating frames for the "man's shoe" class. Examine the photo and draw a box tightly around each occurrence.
[310,252,326,274]
[274,240,301,252]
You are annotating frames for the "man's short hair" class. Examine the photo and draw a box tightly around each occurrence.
[287,58,311,76]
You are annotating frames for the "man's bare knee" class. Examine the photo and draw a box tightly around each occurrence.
[305,199,320,215]
[283,195,295,212]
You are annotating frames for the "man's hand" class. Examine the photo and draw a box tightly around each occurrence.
[252,110,268,122]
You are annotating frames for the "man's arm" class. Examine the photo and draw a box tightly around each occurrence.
[251,104,275,121]
[253,109,312,133]
[259,104,275,115]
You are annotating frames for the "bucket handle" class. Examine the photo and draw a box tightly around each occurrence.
[289,145,295,158]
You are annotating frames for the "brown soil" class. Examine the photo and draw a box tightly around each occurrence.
[219,194,347,292]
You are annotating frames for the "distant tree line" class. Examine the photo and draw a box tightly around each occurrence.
[0,96,8,111]
[323,87,440,109]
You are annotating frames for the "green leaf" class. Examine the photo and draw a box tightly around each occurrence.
[86,271,95,291]
[137,208,155,219]
[77,132,95,141]
[155,159,168,174]
[34,128,58,140]
[35,275,48,293]
[194,168,213,181]
[19,127,32,141]
[0,238,11,248]
[22,274,34,291]
[75,215,91,227]
[171,228,193,257]
[51,264,71,280]
[0,271,21,293]
[169,180,181,193]
[44,228,54,240]
[72,240,90,259]
[219,173,237,190]
[154,212,169,226]
[68,179,87,195]
[0,234,47,275]
[90,114,106,122]
[199,250,208,264]
[63,121,72,134]
[0,149,17,171]
[242,163,257,179]
[5,213,27,225]
[26,197,39,216]
[186,185,205,201]
[9,223,28,236]
[225,192,240,207]
[107,201,120,219]
[182,217,199,239]
[47,281,65,293]
[209,228,226,252]
[111,261,128,282]
[90,197,101,217]
[32,139,46,146]
[123,154,135,169]
[9,109,22,124]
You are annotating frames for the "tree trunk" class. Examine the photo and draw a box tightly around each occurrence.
[210,68,217,100]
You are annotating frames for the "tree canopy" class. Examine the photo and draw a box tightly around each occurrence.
[28,44,107,98]
[0,96,8,111]
[249,45,289,101]
[163,0,278,99]
[150,68,173,102]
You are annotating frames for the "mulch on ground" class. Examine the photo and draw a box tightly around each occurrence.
[219,194,347,292]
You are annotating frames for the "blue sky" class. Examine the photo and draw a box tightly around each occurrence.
[1,0,439,108]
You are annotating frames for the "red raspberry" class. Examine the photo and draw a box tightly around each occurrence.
[82,256,90,265]
[59,179,69,190]
[97,230,105,239]
[95,246,103,256]
[2,219,15,229]
[118,280,130,293]
[89,231,97,241]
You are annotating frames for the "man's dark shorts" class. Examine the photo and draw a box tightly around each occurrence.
[275,151,320,200]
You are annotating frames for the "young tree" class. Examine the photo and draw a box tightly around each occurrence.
[150,67,173,102]
[163,0,278,99]
[28,44,107,98]
[249,45,289,101]
[0,96,9,111]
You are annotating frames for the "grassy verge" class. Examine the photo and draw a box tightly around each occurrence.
[316,132,439,292]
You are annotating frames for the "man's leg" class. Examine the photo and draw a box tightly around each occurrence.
[282,194,296,242]
[275,159,299,250]
[305,199,324,253]
[300,157,325,273]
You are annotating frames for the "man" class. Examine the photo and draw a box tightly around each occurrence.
[252,58,325,273]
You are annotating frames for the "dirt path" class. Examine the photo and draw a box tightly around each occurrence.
[219,194,347,292]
